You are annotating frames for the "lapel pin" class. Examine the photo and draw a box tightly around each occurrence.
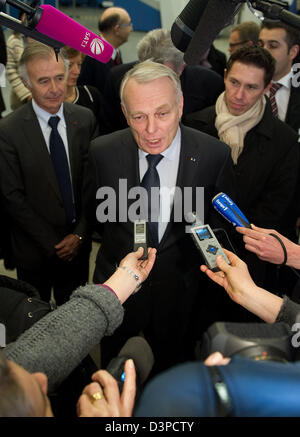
[190,157,196,162]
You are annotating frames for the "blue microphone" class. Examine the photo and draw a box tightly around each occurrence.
[212,193,251,228]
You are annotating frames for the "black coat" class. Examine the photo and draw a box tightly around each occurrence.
[184,102,300,234]
[286,84,300,137]
[77,54,122,95]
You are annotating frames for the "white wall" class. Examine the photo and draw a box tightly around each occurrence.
[159,0,189,29]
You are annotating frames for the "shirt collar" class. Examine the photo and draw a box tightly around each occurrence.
[275,70,293,90]
[99,34,118,60]
[32,99,66,127]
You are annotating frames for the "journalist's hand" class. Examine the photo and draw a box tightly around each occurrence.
[200,249,257,306]
[77,359,136,417]
[236,224,293,265]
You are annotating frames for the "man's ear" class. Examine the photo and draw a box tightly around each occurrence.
[289,44,299,62]
[114,23,121,36]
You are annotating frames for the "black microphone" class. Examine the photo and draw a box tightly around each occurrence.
[251,0,300,30]
[106,336,154,396]
[171,0,243,65]
[170,0,209,53]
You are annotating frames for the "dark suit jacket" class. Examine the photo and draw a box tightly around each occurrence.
[0,102,98,269]
[286,84,300,137]
[85,124,236,284]
[78,55,122,95]
[103,62,225,133]
[207,45,227,77]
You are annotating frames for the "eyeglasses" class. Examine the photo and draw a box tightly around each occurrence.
[119,21,132,28]
[229,40,249,48]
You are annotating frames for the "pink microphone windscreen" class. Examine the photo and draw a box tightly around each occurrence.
[35,5,113,63]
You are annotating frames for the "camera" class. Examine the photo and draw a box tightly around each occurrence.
[198,320,300,363]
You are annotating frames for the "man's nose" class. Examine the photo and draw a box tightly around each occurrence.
[146,116,157,134]
[235,86,245,100]
[49,80,59,93]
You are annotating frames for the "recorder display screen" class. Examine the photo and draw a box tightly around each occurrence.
[196,227,213,241]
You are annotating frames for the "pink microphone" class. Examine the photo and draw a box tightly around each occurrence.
[34,5,113,63]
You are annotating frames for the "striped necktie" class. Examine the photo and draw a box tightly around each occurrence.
[269,82,282,117]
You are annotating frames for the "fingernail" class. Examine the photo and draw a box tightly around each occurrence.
[127,359,134,368]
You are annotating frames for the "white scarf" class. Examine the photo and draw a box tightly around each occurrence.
[215,91,266,164]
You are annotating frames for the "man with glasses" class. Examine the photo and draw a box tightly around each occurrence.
[78,6,133,94]
[228,21,260,55]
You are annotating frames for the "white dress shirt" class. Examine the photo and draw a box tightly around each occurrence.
[32,99,71,170]
[139,127,181,243]
[267,70,292,122]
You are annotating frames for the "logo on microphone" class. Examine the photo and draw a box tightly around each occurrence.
[90,38,105,55]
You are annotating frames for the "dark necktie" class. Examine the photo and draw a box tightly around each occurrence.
[111,51,122,66]
[48,116,75,225]
[269,82,282,118]
[141,154,164,248]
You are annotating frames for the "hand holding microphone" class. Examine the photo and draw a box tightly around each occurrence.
[77,359,136,417]
[211,193,297,267]
[236,224,299,267]
[77,336,154,418]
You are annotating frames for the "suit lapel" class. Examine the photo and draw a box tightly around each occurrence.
[118,129,140,188]
[22,104,62,201]
[286,86,300,131]
[63,104,79,189]
[159,125,200,249]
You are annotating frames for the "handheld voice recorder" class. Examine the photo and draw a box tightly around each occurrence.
[133,220,148,260]
[190,224,230,271]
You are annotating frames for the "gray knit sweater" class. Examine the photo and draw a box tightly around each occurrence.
[4,284,124,392]
[276,295,300,327]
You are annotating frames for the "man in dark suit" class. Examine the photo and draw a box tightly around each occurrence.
[78,6,133,94]
[185,46,299,297]
[85,61,236,374]
[259,22,300,137]
[103,29,225,133]
[0,42,98,305]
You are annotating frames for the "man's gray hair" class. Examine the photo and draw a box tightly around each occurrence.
[137,28,184,75]
[120,60,183,111]
[19,42,69,86]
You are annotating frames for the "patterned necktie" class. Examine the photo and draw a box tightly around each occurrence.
[141,154,164,247]
[48,116,75,225]
[112,51,122,66]
[269,82,282,118]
